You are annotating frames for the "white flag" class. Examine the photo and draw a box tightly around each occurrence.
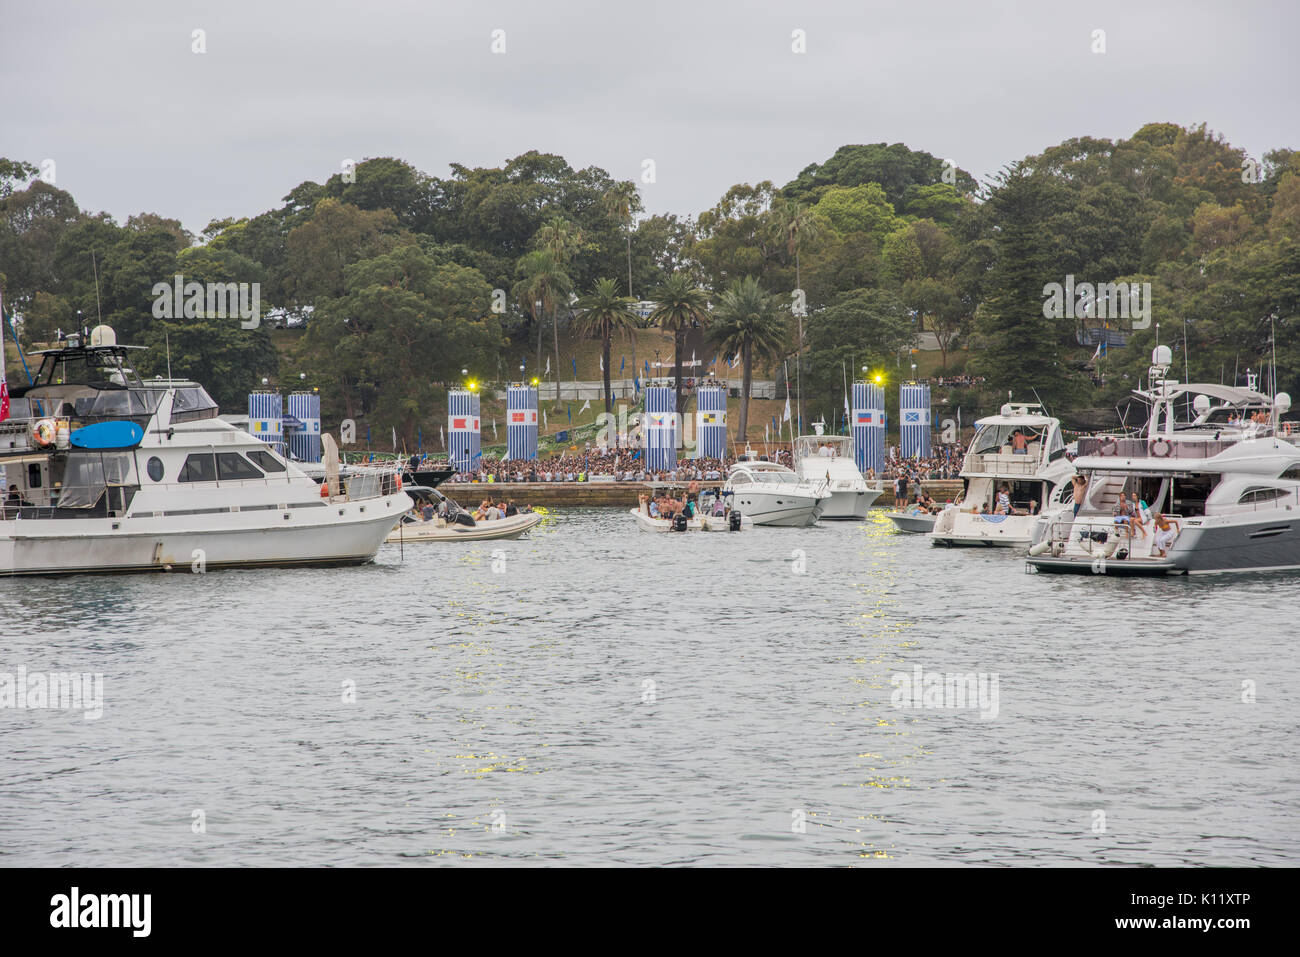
[765,423,769,445]
[493,418,498,439]
[844,392,850,424]
[392,427,397,449]
[579,398,591,414]
[440,425,445,448]
[545,356,550,375]
[543,410,548,430]
[599,354,603,371]
[782,396,791,422]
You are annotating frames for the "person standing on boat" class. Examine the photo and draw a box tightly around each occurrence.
[1070,474,1089,517]
[1151,512,1180,557]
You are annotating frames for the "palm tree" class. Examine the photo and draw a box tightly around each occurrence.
[512,250,572,398]
[648,273,711,416]
[709,276,787,443]
[602,181,640,299]
[573,278,639,414]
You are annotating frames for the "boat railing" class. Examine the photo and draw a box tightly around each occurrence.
[1042,513,1185,548]
[1076,436,1240,459]
[964,452,1041,475]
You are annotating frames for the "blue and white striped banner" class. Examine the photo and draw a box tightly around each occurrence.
[695,385,726,459]
[286,392,321,463]
[448,390,481,472]
[506,385,538,461]
[644,386,676,471]
[851,381,885,475]
[248,392,283,454]
[900,383,931,459]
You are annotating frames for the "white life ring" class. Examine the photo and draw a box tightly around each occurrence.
[32,418,56,447]
[1149,438,1172,458]
[1098,437,1119,456]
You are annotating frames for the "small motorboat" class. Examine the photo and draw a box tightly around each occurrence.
[631,489,751,532]
[386,487,542,543]
[885,510,938,533]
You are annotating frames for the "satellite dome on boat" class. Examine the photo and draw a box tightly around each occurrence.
[1276,392,1291,413]
[1192,394,1211,415]
[1151,345,1172,367]
[90,324,116,347]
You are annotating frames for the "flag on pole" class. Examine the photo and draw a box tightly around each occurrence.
[620,356,625,374]
[579,398,591,414]
[391,427,397,449]
[493,418,498,439]
[543,410,548,430]
[566,404,571,424]
[0,285,9,422]
[783,396,791,422]
[765,423,769,445]
[599,354,603,372]
[545,357,551,375]
[440,425,445,448]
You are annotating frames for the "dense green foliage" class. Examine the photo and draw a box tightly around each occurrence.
[2,124,1297,441]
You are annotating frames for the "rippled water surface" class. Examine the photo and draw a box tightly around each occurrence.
[2,508,1297,866]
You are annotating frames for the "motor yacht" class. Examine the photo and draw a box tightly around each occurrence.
[723,453,829,526]
[0,326,410,575]
[1028,349,1300,575]
[792,422,882,520]
[930,402,1075,546]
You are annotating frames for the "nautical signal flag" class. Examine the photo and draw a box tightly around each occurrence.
[856,411,874,424]
[510,410,538,425]
[700,412,719,425]
[903,411,922,424]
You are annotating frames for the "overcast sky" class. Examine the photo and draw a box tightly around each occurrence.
[3,0,1295,236]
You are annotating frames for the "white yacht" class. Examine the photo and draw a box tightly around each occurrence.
[0,327,410,575]
[930,402,1075,546]
[792,423,882,520]
[723,453,830,527]
[1028,349,1300,576]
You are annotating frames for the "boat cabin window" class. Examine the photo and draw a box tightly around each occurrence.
[27,463,42,488]
[179,453,218,483]
[971,425,1044,456]
[1238,486,1290,505]
[146,457,164,482]
[169,387,219,422]
[1281,466,1300,481]
[1168,475,1214,516]
[216,453,263,481]
[1047,427,1066,461]
[247,449,286,473]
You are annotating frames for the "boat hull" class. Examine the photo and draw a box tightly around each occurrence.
[885,512,937,533]
[630,508,751,532]
[0,494,409,576]
[726,492,826,527]
[819,488,878,521]
[385,512,542,543]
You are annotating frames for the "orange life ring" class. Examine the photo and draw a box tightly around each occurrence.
[32,419,56,447]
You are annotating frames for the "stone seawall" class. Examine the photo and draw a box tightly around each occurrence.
[438,479,964,509]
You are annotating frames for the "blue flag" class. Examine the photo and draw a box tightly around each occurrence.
[620,356,625,373]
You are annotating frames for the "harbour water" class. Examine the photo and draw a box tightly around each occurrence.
[2,509,1296,866]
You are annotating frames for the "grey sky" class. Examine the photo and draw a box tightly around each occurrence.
[3,0,1295,236]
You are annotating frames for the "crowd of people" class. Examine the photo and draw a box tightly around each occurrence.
[411,441,968,487]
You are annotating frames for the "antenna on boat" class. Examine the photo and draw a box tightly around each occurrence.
[90,250,104,325]
[165,330,172,382]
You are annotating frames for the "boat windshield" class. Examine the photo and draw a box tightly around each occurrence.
[971,424,1045,455]
[35,349,142,389]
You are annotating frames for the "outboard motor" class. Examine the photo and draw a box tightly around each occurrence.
[453,511,476,527]
[671,513,689,532]
[728,510,742,532]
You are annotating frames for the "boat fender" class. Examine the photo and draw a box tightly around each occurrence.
[1102,538,1120,558]
[1027,540,1051,557]
[1050,541,1065,557]
[320,483,330,498]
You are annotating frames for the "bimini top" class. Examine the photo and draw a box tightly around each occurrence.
[1140,382,1272,407]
